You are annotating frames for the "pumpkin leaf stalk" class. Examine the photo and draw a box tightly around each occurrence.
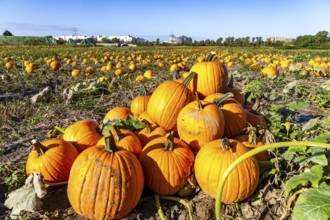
[215,141,330,220]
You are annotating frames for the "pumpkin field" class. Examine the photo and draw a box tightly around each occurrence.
[1,45,330,220]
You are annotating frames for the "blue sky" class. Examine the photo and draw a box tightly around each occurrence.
[0,0,329,41]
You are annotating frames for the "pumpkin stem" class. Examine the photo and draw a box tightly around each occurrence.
[195,92,203,110]
[141,119,153,134]
[54,126,65,133]
[164,132,174,151]
[247,126,257,145]
[214,92,234,107]
[220,138,231,151]
[205,52,216,62]
[31,139,47,155]
[104,130,118,153]
[182,72,196,86]
[111,124,124,142]
[228,73,234,88]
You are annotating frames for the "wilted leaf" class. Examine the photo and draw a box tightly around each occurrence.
[102,114,145,134]
[292,183,330,220]
[285,165,323,194]
[302,117,319,132]
[283,81,298,94]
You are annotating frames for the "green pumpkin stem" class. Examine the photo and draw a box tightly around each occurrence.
[205,52,216,62]
[141,119,153,134]
[104,130,118,153]
[111,124,124,142]
[214,92,234,107]
[182,72,196,87]
[31,139,47,155]
[164,132,174,151]
[54,126,65,133]
[220,138,231,151]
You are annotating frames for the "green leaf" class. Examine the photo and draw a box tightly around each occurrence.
[306,148,328,166]
[102,114,145,135]
[286,101,309,110]
[322,115,330,128]
[292,183,330,220]
[311,131,330,143]
[302,117,319,132]
[285,165,323,195]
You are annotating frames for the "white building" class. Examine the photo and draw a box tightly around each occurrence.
[54,35,89,41]
[98,35,146,43]
[168,34,192,44]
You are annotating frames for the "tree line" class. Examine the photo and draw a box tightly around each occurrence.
[2,30,330,48]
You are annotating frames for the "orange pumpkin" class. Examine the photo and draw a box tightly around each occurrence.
[205,93,247,138]
[130,96,150,117]
[63,119,102,152]
[147,73,195,131]
[68,132,144,220]
[234,134,269,161]
[104,107,131,123]
[224,87,245,106]
[245,109,268,129]
[188,55,228,98]
[26,139,78,182]
[194,138,259,202]
[137,121,167,147]
[139,133,194,195]
[177,94,225,149]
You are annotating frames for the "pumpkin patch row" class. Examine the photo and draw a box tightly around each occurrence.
[25,54,269,219]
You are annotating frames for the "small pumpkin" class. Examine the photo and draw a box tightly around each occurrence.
[177,93,225,149]
[137,120,167,147]
[68,131,144,220]
[245,109,268,129]
[130,96,150,117]
[147,72,195,131]
[205,93,247,138]
[104,107,131,123]
[62,119,102,152]
[26,139,78,182]
[234,134,269,161]
[194,138,259,203]
[139,133,194,195]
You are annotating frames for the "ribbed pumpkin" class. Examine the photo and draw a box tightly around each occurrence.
[205,93,247,138]
[62,119,102,152]
[139,133,194,195]
[194,138,259,203]
[137,121,167,147]
[67,132,144,220]
[103,107,131,123]
[26,139,78,182]
[245,109,268,129]
[188,54,228,98]
[147,72,195,131]
[177,94,225,149]
[97,125,142,157]
[130,96,150,117]
[138,111,157,126]
[234,134,269,161]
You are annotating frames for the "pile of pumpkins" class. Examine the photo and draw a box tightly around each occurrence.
[25,53,269,219]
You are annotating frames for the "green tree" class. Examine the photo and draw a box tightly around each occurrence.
[315,30,328,44]
[216,37,223,45]
[3,30,13,36]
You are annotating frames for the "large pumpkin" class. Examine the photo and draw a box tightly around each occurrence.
[62,119,102,152]
[194,138,259,203]
[68,132,144,220]
[147,73,195,131]
[188,55,228,98]
[139,133,194,195]
[26,139,79,182]
[177,94,225,149]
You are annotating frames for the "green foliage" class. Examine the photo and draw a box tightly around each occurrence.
[292,183,330,220]
[102,114,146,134]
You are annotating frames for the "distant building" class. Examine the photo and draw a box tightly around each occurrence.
[97,35,147,43]
[269,37,294,43]
[168,34,192,44]
[54,35,89,41]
